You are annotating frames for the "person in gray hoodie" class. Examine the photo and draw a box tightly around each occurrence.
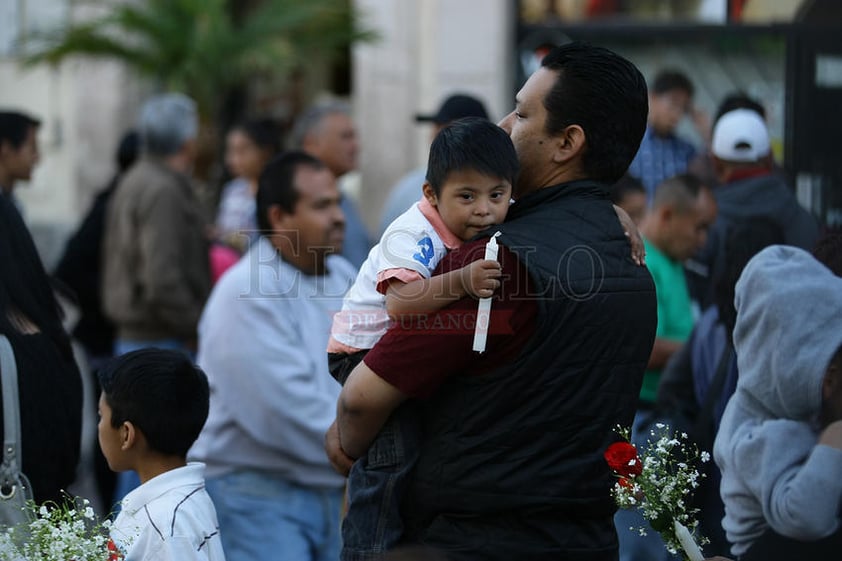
[714,245,842,560]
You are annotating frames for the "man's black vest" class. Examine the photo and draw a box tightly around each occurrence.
[404,180,657,560]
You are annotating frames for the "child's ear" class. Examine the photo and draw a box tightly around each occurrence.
[121,421,138,451]
[422,182,438,207]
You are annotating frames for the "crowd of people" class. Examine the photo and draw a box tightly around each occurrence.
[0,40,839,561]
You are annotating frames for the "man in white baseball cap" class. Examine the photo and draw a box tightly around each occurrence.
[693,107,820,308]
[711,108,771,164]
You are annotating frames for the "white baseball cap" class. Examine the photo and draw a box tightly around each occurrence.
[711,108,771,163]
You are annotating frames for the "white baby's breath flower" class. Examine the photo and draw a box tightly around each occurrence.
[606,423,710,559]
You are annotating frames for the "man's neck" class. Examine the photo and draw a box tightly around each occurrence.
[640,220,675,262]
[519,169,588,198]
[269,238,328,276]
[0,169,14,195]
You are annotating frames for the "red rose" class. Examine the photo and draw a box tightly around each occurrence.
[604,441,643,477]
[108,538,124,561]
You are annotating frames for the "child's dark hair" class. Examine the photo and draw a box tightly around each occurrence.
[98,348,210,457]
[425,117,519,196]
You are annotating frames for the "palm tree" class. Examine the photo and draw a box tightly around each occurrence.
[24,0,376,121]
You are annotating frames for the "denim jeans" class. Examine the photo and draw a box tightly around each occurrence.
[341,403,420,561]
[328,352,421,560]
[205,470,343,561]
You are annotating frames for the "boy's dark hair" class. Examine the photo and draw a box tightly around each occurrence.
[232,117,283,155]
[425,117,519,195]
[714,91,766,124]
[651,69,694,97]
[610,173,646,205]
[98,348,210,457]
[256,150,326,232]
[0,111,40,149]
[541,42,649,184]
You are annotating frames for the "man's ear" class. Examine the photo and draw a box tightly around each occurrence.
[421,182,438,207]
[121,421,138,451]
[267,204,289,231]
[551,124,586,165]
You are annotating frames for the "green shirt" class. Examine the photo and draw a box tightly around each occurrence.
[640,238,695,403]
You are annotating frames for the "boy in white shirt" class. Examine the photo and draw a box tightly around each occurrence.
[97,348,225,561]
[327,117,518,560]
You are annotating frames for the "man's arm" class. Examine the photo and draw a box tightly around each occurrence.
[648,338,683,370]
[335,360,407,459]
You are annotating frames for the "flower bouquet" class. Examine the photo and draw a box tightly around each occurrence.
[605,423,710,561]
[0,495,124,560]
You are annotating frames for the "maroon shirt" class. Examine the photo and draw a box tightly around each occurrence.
[364,238,538,398]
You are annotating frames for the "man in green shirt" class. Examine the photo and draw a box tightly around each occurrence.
[616,172,717,561]
[639,173,717,405]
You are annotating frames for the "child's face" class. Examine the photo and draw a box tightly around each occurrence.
[97,392,129,472]
[424,169,512,242]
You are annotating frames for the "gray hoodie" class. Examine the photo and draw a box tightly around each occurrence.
[714,245,842,556]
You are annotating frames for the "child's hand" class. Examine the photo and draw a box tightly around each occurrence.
[614,204,646,266]
[461,259,502,299]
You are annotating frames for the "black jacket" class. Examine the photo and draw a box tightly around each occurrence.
[404,181,657,561]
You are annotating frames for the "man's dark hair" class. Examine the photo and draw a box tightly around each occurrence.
[98,348,209,457]
[651,69,694,97]
[116,130,140,174]
[715,217,784,338]
[812,231,842,278]
[714,91,766,124]
[256,150,326,232]
[425,117,519,195]
[0,111,40,149]
[541,42,648,184]
[651,173,705,212]
[610,173,646,205]
[231,117,283,155]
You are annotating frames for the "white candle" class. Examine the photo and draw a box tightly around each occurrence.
[673,520,705,561]
[472,232,502,353]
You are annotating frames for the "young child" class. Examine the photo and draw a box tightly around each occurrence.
[97,348,226,561]
[326,117,519,560]
[714,245,842,561]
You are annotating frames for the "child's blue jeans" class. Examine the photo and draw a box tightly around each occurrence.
[328,351,420,561]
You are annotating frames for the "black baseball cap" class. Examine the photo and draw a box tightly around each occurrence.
[415,94,489,124]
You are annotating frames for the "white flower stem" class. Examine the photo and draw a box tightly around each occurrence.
[673,520,704,561]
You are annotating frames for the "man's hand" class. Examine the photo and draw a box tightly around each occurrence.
[460,259,502,299]
[325,420,354,477]
[614,204,646,266]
